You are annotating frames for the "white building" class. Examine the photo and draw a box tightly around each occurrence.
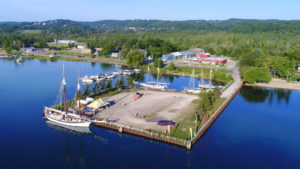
[110,52,119,58]
[77,45,88,49]
[56,40,77,44]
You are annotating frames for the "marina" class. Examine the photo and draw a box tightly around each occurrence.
[1,59,300,169]
[37,57,238,149]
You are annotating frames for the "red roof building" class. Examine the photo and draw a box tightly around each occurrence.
[199,53,211,58]
[200,57,227,65]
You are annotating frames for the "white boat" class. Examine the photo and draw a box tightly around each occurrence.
[112,71,121,75]
[16,57,23,64]
[81,76,93,84]
[49,54,59,58]
[43,65,91,128]
[184,69,202,94]
[140,67,168,90]
[122,70,133,75]
[198,84,216,89]
[133,69,141,73]
[44,107,91,127]
[106,74,115,79]
[140,83,167,89]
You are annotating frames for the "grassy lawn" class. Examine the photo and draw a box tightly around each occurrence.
[171,97,226,140]
[170,102,198,140]
[140,65,233,83]
[23,55,126,65]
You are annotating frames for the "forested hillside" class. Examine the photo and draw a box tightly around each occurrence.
[1,19,300,82]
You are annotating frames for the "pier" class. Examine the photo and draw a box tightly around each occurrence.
[92,81,243,149]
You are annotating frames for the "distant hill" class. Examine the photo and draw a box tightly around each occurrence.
[1,19,300,33]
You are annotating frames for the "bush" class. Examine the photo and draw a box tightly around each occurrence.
[167,62,176,70]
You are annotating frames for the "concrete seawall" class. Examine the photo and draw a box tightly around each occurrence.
[191,82,243,146]
[93,121,188,147]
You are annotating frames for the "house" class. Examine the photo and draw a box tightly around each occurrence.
[93,48,103,56]
[200,57,227,65]
[109,49,120,58]
[56,40,77,44]
[24,47,37,53]
[24,47,46,54]
[110,52,119,58]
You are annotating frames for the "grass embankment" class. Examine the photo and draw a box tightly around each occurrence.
[170,97,226,140]
[140,65,233,83]
[23,55,126,65]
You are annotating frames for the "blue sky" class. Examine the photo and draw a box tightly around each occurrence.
[0,0,299,21]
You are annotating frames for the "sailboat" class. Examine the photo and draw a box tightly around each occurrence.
[140,66,168,90]
[16,56,23,64]
[43,65,92,128]
[184,69,201,94]
[199,67,215,91]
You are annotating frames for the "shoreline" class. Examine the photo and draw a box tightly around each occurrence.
[246,78,300,91]
[23,55,127,65]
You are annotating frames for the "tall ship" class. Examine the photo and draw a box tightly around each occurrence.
[199,68,215,91]
[140,66,168,90]
[43,65,92,128]
[184,69,202,94]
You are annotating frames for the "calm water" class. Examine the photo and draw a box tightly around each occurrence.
[1,59,300,169]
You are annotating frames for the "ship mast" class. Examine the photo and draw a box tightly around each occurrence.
[209,64,212,91]
[147,65,150,85]
[156,68,160,85]
[62,64,67,112]
[76,70,81,112]
[191,69,196,89]
[200,69,203,86]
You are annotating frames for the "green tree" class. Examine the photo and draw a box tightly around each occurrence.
[93,83,100,94]
[101,43,116,56]
[167,62,176,70]
[241,67,272,84]
[84,84,91,96]
[101,82,107,91]
[5,47,12,56]
[126,49,145,67]
[127,76,134,88]
[154,58,164,68]
[106,80,112,89]
[115,80,122,89]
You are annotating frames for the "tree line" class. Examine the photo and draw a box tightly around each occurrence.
[1,21,300,82]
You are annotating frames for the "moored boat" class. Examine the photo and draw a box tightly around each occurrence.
[43,65,92,128]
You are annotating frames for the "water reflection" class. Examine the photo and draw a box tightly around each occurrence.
[240,86,292,104]
[99,63,114,70]
[46,121,92,134]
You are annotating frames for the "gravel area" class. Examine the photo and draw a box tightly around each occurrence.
[94,90,198,132]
